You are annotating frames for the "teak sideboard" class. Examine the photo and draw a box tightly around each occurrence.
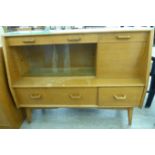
[2,28,154,125]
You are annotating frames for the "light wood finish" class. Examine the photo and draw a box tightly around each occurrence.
[2,29,154,125]
[98,87,144,107]
[0,48,24,128]
[12,77,145,88]
[139,30,155,107]
[25,108,32,123]
[0,109,9,127]
[7,34,98,46]
[97,42,147,78]
[2,38,20,105]
[15,88,97,107]
[99,32,148,42]
[128,108,133,125]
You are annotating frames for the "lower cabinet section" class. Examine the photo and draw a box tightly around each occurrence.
[15,88,97,107]
[14,86,144,125]
[15,87,144,107]
[98,87,144,107]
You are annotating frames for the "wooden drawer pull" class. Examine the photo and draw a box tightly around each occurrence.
[30,94,41,99]
[113,95,127,100]
[69,94,81,99]
[67,37,81,42]
[23,38,36,43]
[116,36,131,39]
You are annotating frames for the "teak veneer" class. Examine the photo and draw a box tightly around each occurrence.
[0,48,23,128]
[2,28,154,125]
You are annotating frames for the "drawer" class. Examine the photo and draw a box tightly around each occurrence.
[15,88,97,107]
[7,34,98,46]
[99,32,148,42]
[98,87,144,107]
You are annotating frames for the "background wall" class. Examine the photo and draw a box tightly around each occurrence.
[0,27,4,46]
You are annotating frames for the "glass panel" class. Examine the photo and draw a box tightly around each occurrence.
[12,43,96,77]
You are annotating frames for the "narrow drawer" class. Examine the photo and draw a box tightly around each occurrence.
[15,88,97,106]
[7,34,98,46]
[98,87,144,107]
[99,32,148,42]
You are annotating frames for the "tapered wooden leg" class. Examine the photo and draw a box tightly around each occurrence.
[128,108,133,125]
[25,108,32,123]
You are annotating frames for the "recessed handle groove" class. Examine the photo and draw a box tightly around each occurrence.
[30,94,41,99]
[69,94,81,99]
[67,37,81,41]
[113,95,127,100]
[116,36,131,39]
[23,38,36,43]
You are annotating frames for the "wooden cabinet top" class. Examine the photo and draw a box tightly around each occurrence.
[2,27,153,37]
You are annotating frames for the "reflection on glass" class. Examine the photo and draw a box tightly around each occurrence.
[12,43,96,77]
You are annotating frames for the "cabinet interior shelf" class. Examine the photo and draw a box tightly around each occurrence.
[12,77,145,88]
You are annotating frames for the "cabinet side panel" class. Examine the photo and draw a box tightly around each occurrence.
[139,30,154,107]
[0,48,24,128]
[2,37,20,107]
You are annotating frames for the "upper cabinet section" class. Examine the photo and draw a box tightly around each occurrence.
[5,32,149,46]
[2,29,154,87]
[96,31,151,79]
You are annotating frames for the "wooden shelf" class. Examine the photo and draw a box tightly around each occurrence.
[12,77,145,88]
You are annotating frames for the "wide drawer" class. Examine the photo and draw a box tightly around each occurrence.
[15,88,97,107]
[7,34,98,46]
[98,87,144,107]
[99,32,148,42]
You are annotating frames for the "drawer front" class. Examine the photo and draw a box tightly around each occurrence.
[7,34,98,46]
[99,32,148,42]
[98,87,144,107]
[15,88,97,106]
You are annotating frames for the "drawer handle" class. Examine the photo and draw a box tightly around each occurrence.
[67,37,81,42]
[69,94,81,99]
[23,38,36,43]
[30,94,41,99]
[114,95,127,100]
[116,36,131,39]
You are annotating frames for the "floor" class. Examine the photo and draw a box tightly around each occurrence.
[21,46,155,129]
[20,98,155,129]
